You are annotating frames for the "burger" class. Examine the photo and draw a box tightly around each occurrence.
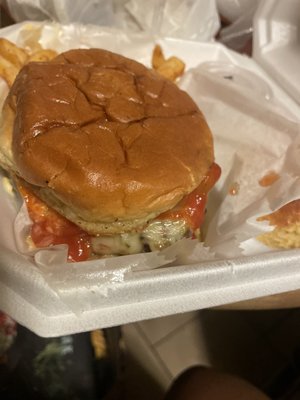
[0,48,220,262]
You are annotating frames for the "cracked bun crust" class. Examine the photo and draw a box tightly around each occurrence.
[0,48,214,235]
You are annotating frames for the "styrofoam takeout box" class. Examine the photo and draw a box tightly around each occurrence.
[253,0,300,105]
[0,16,300,337]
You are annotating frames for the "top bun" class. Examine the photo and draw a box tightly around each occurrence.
[0,48,214,234]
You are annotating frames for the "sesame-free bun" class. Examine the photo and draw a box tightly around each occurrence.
[0,48,214,234]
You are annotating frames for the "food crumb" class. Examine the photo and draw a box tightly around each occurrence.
[228,182,240,196]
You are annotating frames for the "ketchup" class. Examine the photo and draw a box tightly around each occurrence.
[157,163,221,231]
[19,184,91,262]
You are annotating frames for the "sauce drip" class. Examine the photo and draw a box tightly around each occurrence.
[158,163,221,230]
[18,184,91,262]
[259,171,280,187]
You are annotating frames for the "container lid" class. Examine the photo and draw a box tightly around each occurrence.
[253,0,300,105]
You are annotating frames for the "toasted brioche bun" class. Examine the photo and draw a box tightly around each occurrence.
[0,48,214,235]
[257,200,300,249]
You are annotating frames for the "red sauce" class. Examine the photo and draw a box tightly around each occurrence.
[18,184,91,262]
[257,199,300,228]
[259,171,280,187]
[157,163,221,231]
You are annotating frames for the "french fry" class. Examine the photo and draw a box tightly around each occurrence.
[28,49,58,62]
[0,37,57,87]
[152,44,185,82]
[152,44,165,69]
[0,38,28,87]
[0,55,19,87]
[156,56,185,82]
[0,38,28,68]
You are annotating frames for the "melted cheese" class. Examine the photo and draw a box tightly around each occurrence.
[91,219,189,256]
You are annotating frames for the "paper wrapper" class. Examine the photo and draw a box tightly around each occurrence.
[180,66,300,256]
[1,22,300,334]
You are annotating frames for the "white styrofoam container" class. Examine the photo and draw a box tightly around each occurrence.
[0,18,300,337]
[253,0,300,105]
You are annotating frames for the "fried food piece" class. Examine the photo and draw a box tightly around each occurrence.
[152,44,165,69]
[0,38,29,86]
[0,37,57,87]
[257,200,300,249]
[0,38,28,68]
[156,56,185,81]
[28,49,58,62]
[152,44,185,82]
[0,55,20,87]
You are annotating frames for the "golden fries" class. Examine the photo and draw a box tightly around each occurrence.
[152,44,165,69]
[28,49,58,63]
[0,37,57,88]
[0,38,28,68]
[0,39,29,86]
[152,44,185,82]
[156,56,185,82]
[0,37,184,88]
[0,57,20,87]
